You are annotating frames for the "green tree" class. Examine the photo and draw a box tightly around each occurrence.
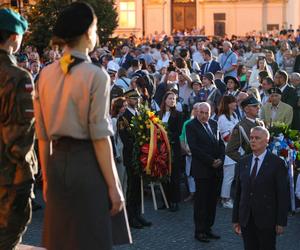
[26,0,118,51]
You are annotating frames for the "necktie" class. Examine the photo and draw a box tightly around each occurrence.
[250,157,259,185]
[203,123,215,140]
[205,63,209,73]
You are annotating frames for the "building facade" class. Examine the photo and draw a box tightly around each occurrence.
[114,0,300,37]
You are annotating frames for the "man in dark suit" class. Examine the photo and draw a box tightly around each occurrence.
[232,126,289,250]
[119,45,134,70]
[118,89,151,229]
[274,70,298,129]
[200,48,221,75]
[186,102,225,243]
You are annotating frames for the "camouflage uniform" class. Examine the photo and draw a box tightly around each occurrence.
[0,49,37,250]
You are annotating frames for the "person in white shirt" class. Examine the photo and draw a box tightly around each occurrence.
[218,96,239,208]
[156,49,169,71]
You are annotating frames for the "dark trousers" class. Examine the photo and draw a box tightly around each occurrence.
[164,161,181,204]
[241,213,276,250]
[126,167,141,220]
[194,177,218,234]
[0,183,32,250]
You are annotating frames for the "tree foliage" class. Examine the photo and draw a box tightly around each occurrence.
[26,0,118,51]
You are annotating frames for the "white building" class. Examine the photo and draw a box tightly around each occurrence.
[114,0,300,37]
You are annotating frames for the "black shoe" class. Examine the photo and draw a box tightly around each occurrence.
[137,216,152,227]
[32,201,42,211]
[194,233,210,243]
[129,218,144,229]
[205,231,221,240]
[169,203,179,212]
[158,204,167,210]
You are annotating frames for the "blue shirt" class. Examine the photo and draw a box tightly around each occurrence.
[220,49,238,77]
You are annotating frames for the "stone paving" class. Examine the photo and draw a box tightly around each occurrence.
[22,191,300,250]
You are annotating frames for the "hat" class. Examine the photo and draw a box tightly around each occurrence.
[17,54,28,63]
[224,76,240,90]
[53,2,95,40]
[124,89,141,99]
[0,8,28,35]
[241,96,260,109]
[268,87,282,95]
[202,72,215,83]
[190,73,202,86]
[107,61,119,74]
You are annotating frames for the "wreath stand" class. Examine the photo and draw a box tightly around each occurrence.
[140,176,169,214]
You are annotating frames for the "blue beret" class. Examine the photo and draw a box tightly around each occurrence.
[0,8,28,35]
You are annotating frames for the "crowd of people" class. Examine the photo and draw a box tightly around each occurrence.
[1,2,300,250]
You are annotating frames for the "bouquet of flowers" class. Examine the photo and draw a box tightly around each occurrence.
[130,105,171,181]
[268,122,300,212]
[268,122,300,164]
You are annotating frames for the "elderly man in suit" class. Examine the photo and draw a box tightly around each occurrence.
[232,126,289,250]
[260,87,293,127]
[186,102,225,243]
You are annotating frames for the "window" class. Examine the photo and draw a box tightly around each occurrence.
[119,1,136,28]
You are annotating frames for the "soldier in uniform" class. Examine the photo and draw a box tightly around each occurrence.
[118,89,152,229]
[0,9,37,249]
[226,96,264,163]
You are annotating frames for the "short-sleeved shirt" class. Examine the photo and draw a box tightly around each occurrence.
[34,50,113,141]
[220,49,238,78]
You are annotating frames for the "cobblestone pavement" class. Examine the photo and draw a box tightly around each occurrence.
[23,191,300,250]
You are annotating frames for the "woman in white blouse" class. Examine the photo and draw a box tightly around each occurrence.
[217,95,239,209]
[249,57,273,88]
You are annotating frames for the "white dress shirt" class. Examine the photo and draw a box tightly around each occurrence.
[250,150,267,176]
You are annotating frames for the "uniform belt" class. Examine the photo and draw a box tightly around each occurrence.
[52,137,92,152]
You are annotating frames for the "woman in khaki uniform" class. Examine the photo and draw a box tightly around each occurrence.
[33,3,130,250]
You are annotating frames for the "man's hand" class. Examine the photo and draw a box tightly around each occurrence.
[276,225,284,235]
[212,159,222,168]
[108,186,123,216]
[233,223,241,236]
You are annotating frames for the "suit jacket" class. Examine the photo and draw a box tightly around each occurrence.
[226,118,264,163]
[214,79,227,95]
[281,84,298,109]
[166,111,183,163]
[120,54,134,70]
[281,84,299,129]
[200,60,221,75]
[186,118,225,179]
[232,151,289,229]
[260,101,293,127]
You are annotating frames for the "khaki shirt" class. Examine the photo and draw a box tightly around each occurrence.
[34,50,113,140]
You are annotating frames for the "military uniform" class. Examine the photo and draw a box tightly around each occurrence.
[0,10,37,248]
[226,97,264,163]
[117,90,151,228]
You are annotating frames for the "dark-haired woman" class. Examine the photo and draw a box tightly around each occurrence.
[111,97,128,195]
[159,91,183,212]
[34,2,130,249]
[217,96,239,209]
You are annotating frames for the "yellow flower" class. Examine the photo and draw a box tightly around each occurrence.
[142,135,146,139]
[138,116,142,121]
[153,117,159,124]
[139,125,144,129]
